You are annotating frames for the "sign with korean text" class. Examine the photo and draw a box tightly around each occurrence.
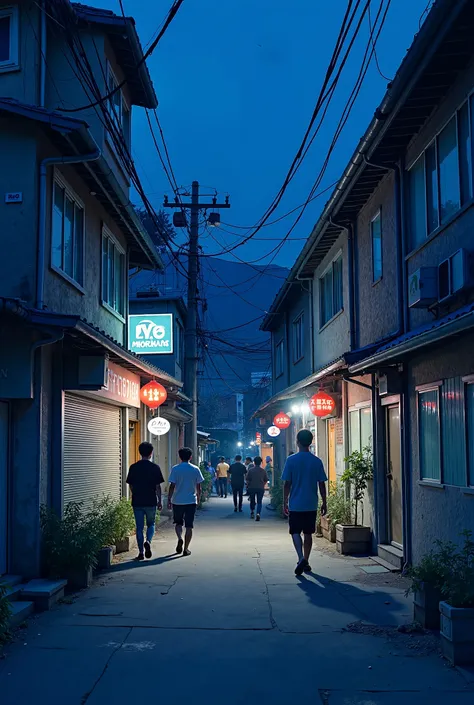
[128,314,173,355]
[267,426,281,438]
[309,391,336,417]
[274,411,291,429]
[98,361,140,408]
[148,417,171,436]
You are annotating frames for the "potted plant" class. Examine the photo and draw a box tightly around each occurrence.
[40,502,105,589]
[438,531,474,665]
[198,462,213,507]
[322,481,353,543]
[112,498,136,554]
[336,445,373,555]
[404,547,448,629]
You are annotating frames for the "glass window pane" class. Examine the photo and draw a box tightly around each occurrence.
[0,16,10,63]
[371,213,382,281]
[419,390,441,481]
[73,206,84,285]
[425,143,439,234]
[52,182,64,269]
[438,117,460,224]
[466,384,474,487]
[102,237,108,302]
[360,407,372,450]
[107,240,114,306]
[409,157,426,250]
[63,197,74,278]
[458,102,471,205]
[349,411,361,453]
[333,256,343,313]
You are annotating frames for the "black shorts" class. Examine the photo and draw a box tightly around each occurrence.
[173,504,197,528]
[288,511,317,535]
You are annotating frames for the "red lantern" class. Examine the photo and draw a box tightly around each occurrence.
[274,411,291,429]
[140,380,167,409]
[309,391,336,417]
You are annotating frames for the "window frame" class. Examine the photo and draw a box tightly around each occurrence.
[101,226,126,320]
[462,376,474,488]
[106,61,131,148]
[348,404,373,453]
[292,311,304,364]
[274,339,284,379]
[319,253,343,329]
[50,171,86,292]
[371,209,383,284]
[0,5,20,72]
[416,383,442,483]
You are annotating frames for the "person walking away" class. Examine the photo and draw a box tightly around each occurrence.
[207,461,217,495]
[282,429,327,576]
[244,456,254,496]
[228,454,247,512]
[216,456,230,498]
[168,447,204,556]
[126,441,164,561]
[265,456,273,490]
[247,456,268,521]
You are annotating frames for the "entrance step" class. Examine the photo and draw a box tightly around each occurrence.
[21,579,67,612]
[374,544,404,571]
[8,600,34,629]
[0,575,23,589]
[3,583,24,602]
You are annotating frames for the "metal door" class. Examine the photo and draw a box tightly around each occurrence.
[0,402,8,574]
[386,404,403,547]
[63,394,122,508]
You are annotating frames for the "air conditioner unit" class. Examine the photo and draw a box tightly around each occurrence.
[408,267,438,308]
[438,248,469,303]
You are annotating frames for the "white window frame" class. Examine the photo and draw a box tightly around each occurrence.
[292,312,304,363]
[106,61,131,148]
[0,5,19,72]
[51,171,85,291]
[348,403,373,453]
[101,226,126,320]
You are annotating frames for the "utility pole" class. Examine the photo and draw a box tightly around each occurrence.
[164,181,230,461]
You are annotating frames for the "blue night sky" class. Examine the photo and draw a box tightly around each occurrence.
[87,0,431,268]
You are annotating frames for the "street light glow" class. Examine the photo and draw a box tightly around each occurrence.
[300,402,310,414]
[237,441,243,447]
[291,404,300,414]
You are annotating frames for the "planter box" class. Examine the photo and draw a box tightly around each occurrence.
[414,584,443,630]
[321,515,336,543]
[67,566,93,590]
[336,524,371,555]
[97,546,114,570]
[115,536,131,554]
[440,601,474,665]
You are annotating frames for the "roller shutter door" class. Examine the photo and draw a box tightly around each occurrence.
[64,394,122,507]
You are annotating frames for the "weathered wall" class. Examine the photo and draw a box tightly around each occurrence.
[356,171,399,347]
[0,1,39,105]
[409,334,474,563]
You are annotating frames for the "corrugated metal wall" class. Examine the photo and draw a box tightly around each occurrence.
[63,394,122,507]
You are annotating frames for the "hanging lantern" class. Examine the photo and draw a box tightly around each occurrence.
[140,380,168,409]
[309,391,336,417]
[273,411,291,429]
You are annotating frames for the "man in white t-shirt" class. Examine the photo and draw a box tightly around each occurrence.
[282,429,327,576]
[168,447,204,556]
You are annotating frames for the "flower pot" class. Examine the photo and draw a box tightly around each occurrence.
[336,524,371,555]
[97,546,114,570]
[67,566,93,590]
[321,515,336,543]
[115,536,131,554]
[440,601,474,665]
[413,583,443,630]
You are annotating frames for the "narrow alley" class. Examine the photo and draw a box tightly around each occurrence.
[0,496,472,705]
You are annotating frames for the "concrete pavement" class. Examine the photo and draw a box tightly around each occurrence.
[1,495,473,704]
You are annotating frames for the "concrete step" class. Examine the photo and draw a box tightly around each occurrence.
[0,575,23,589]
[21,579,67,612]
[375,544,404,571]
[4,583,24,602]
[8,600,34,629]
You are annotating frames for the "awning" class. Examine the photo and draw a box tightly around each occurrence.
[349,303,474,374]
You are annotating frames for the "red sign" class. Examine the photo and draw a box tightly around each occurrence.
[309,391,336,417]
[140,380,168,409]
[274,411,291,429]
[96,362,140,408]
[256,432,262,444]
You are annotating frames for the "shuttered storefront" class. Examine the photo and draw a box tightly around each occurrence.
[63,394,122,507]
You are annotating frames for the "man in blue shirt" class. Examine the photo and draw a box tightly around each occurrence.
[282,429,327,576]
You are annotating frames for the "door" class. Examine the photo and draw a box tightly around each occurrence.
[0,402,8,574]
[128,421,140,466]
[327,419,336,484]
[386,404,403,547]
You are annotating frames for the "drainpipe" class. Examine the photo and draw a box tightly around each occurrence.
[36,140,101,310]
[40,1,47,107]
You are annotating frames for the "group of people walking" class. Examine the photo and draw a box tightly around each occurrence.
[126,428,328,577]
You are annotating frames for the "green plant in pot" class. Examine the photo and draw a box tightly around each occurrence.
[321,481,353,542]
[336,445,373,555]
[404,546,451,630]
[40,502,106,589]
